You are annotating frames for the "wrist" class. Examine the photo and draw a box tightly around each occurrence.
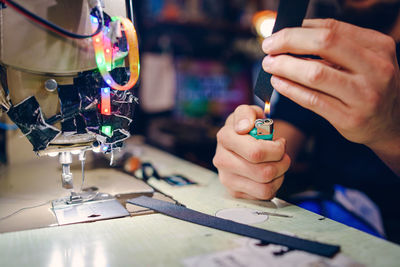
[367,135,400,176]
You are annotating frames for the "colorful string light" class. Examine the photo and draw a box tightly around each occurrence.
[101,125,113,137]
[91,16,140,91]
[100,87,111,115]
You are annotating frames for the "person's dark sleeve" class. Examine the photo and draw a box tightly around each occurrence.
[270,91,318,136]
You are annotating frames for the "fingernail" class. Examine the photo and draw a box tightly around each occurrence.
[262,37,273,52]
[263,56,274,71]
[270,75,280,85]
[236,119,250,132]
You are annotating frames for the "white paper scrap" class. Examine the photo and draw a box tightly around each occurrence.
[182,238,364,267]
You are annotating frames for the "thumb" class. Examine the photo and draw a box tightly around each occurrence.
[233,105,264,134]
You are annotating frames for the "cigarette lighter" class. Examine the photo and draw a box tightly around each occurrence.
[249,118,274,140]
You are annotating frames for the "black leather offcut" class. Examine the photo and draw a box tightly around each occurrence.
[127,196,340,258]
[254,0,310,103]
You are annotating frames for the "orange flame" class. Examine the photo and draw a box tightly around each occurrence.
[264,101,270,116]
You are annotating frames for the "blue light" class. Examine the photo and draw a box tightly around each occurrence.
[103,87,110,94]
[91,16,98,24]
[102,145,109,151]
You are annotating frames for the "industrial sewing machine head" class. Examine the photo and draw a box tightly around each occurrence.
[0,0,139,205]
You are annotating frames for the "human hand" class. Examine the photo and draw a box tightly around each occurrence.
[262,18,400,151]
[213,105,291,200]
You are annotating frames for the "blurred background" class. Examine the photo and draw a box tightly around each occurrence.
[0,0,339,170]
[127,0,337,170]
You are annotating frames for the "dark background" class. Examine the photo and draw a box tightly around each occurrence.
[131,0,273,170]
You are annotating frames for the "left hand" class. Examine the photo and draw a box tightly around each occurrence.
[262,19,400,153]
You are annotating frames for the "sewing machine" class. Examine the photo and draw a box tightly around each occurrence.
[0,0,141,222]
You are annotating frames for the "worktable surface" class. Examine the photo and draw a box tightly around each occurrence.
[1,140,400,266]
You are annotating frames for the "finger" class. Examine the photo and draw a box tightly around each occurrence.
[220,172,284,200]
[262,54,354,101]
[226,189,259,200]
[302,18,395,60]
[270,75,347,127]
[225,113,234,126]
[214,143,290,183]
[232,105,264,134]
[217,126,286,163]
[262,26,377,73]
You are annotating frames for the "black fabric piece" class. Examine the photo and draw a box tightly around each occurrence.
[73,68,137,143]
[254,70,274,103]
[7,96,59,151]
[74,68,134,110]
[60,118,76,133]
[254,0,310,103]
[75,113,87,134]
[58,84,87,133]
[105,129,129,144]
[101,115,131,143]
[127,196,340,258]
[81,110,100,133]
[103,115,131,131]
[0,65,9,96]
[272,0,310,33]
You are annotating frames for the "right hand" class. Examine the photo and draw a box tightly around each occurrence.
[213,105,291,200]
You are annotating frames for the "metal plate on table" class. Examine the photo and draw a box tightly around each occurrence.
[53,199,129,225]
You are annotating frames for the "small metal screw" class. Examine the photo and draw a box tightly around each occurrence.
[44,79,58,92]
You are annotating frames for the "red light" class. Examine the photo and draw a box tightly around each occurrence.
[101,87,111,115]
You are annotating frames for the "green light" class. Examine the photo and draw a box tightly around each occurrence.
[96,56,103,64]
[101,125,113,137]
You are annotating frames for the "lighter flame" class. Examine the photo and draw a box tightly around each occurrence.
[264,102,270,115]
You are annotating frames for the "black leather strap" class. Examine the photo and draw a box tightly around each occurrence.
[254,0,310,103]
[127,196,340,258]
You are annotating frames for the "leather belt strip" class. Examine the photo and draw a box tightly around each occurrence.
[127,196,340,258]
[254,0,310,103]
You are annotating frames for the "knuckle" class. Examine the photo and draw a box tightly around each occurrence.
[307,64,325,84]
[322,18,338,29]
[307,91,320,108]
[349,113,366,128]
[212,154,222,168]
[365,89,379,104]
[247,147,265,163]
[216,128,229,145]
[317,28,336,50]
[218,173,230,187]
[277,28,291,46]
[276,140,286,156]
[284,154,292,169]
[216,129,223,143]
[382,35,396,56]
[230,191,242,198]
[365,90,381,111]
[260,165,277,181]
[258,186,275,200]
[381,61,396,82]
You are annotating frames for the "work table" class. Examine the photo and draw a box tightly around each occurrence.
[0,140,399,266]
